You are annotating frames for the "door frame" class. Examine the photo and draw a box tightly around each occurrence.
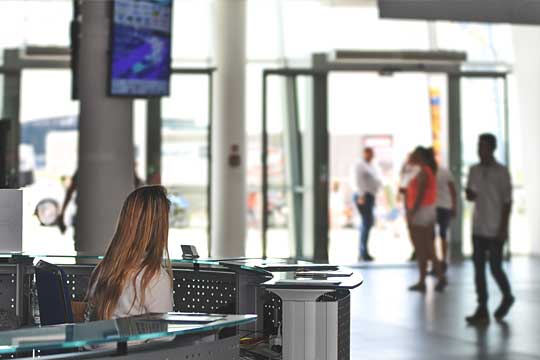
[261,51,511,262]
[262,69,328,261]
[448,71,511,260]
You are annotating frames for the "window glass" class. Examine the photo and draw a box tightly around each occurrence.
[172,0,213,61]
[20,69,78,255]
[133,100,147,181]
[161,74,210,258]
[0,0,71,49]
[247,0,281,60]
[245,62,286,257]
[281,3,430,58]
[436,22,514,62]
[459,78,529,256]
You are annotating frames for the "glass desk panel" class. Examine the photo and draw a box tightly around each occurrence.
[170,258,221,266]
[0,313,256,355]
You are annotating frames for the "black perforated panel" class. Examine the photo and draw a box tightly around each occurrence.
[173,269,237,314]
[0,274,16,311]
[58,265,240,314]
[315,290,350,360]
[0,271,17,330]
[262,290,282,336]
[337,290,350,360]
[61,266,94,301]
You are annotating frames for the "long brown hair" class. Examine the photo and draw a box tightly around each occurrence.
[86,185,172,320]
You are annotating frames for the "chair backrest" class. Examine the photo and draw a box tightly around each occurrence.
[35,260,74,325]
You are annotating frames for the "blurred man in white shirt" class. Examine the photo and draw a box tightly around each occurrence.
[465,133,514,325]
[435,166,457,272]
[353,147,381,261]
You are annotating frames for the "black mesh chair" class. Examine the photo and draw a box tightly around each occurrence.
[35,260,74,325]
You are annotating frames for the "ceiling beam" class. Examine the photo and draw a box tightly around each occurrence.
[378,0,540,25]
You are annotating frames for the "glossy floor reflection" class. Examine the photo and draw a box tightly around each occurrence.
[349,257,540,359]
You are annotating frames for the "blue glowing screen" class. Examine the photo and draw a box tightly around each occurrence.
[110,0,172,97]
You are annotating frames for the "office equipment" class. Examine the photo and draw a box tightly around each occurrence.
[181,244,200,259]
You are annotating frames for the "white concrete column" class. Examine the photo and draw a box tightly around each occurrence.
[76,0,134,255]
[511,26,540,256]
[211,0,247,258]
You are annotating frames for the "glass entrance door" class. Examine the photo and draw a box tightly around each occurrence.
[456,74,524,256]
[328,72,434,264]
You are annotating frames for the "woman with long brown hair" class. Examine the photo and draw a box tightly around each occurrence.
[86,185,173,320]
[406,147,447,293]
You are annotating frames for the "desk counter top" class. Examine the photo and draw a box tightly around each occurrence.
[0,313,256,355]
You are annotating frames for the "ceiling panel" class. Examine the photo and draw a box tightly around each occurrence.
[378,0,540,25]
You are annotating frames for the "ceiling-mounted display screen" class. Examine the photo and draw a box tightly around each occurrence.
[110,0,173,97]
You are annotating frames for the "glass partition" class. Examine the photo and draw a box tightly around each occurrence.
[161,74,210,258]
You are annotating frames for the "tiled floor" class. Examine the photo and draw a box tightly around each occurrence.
[349,257,540,359]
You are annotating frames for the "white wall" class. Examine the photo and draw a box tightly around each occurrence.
[512,26,540,255]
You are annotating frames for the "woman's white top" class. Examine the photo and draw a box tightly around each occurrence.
[90,267,173,319]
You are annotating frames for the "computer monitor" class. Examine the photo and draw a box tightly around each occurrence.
[109,0,173,97]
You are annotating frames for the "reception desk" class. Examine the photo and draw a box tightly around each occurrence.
[0,254,362,359]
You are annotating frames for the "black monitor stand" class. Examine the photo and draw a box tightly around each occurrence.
[0,120,10,188]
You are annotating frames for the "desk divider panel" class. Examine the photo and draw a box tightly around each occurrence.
[172,269,237,314]
[61,265,94,302]
[0,265,18,330]
[57,266,239,316]
[262,290,282,336]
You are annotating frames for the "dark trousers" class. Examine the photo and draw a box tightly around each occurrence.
[472,235,513,307]
[354,193,375,257]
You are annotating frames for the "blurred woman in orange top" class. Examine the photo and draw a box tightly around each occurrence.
[406,147,447,293]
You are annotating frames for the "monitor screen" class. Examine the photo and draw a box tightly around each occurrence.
[110,0,173,97]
